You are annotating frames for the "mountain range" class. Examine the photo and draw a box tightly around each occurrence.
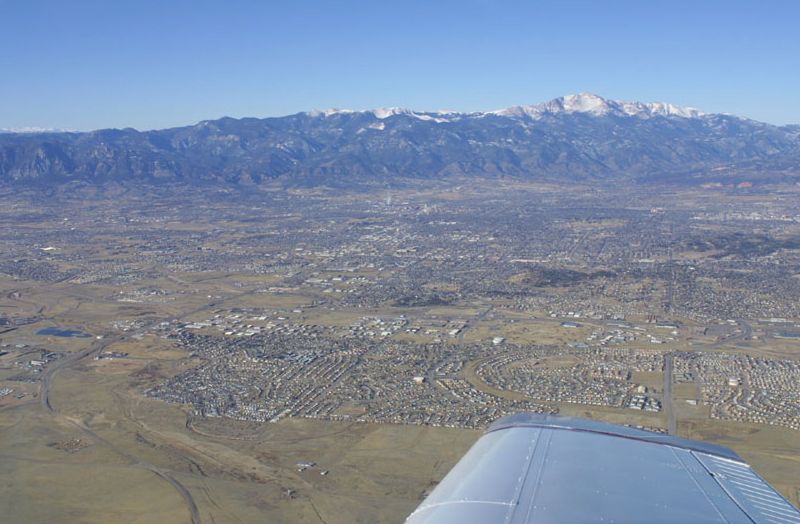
[1,93,798,187]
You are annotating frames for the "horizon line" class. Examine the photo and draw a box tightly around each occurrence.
[1,93,792,134]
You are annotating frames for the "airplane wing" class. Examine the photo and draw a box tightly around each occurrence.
[406,413,800,523]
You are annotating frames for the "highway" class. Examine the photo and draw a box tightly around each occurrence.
[456,305,493,344]
[663,353,676,435]
[660,318,753,438]
[36,283,287,524]
[67,417,203,524]
[37,331,204,524]
[40,334,121,412]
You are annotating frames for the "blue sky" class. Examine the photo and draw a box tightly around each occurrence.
[1,0,798,130]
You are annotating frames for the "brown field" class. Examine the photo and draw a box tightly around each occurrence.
[0,362,478,524]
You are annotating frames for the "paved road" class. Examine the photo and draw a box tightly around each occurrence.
[456,305,493,344]
[37,332,204,524]
[664,246,675,312]
[40,334,122,412]
[658,319,753,437]
[37,283,284,524]
[69,417,203,524]
[663,353,676,435]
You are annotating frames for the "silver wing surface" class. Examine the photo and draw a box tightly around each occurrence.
[407,413,800,524]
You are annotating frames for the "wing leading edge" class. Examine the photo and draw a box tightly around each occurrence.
[406,413,800,524]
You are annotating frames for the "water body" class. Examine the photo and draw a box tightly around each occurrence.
[36,327,91,338]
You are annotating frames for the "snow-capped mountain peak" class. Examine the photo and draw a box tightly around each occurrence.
[371,107,410,119]
[2,95,794,187]
[490,93,704,120]
[307,107,457,123]
[307,94,704,123]
[557,93,611,114]
[635,102,704,118]
[305,108,357,117]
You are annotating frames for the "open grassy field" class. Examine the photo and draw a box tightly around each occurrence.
[0,361,478,524]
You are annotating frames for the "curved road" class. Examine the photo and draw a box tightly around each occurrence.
[40,335,121,412]
[39,335,203,524]
[37,283,285,524]
[67,416,202,524]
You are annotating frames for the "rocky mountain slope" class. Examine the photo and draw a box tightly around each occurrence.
[1,93,798,186]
